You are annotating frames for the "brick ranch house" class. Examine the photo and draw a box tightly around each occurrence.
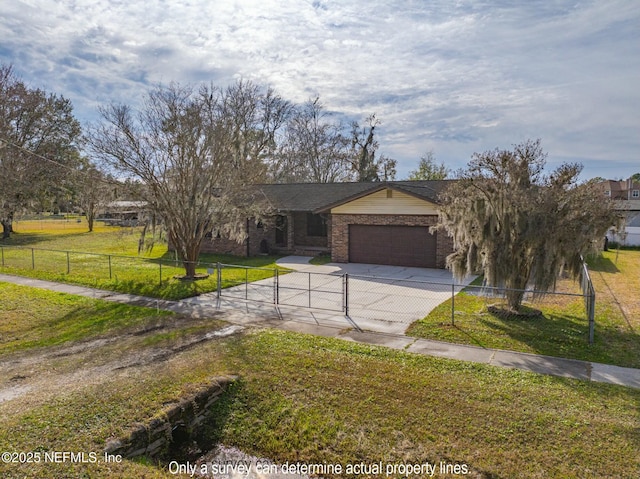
[201,180,455,269]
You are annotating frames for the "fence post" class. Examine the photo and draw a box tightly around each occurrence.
[588,289,595,345]
[159,261,163,285]
[451,283,455,326]
[217,263,222,299]
[66,251,70,274]
[274,268,279,305]
[31,248,35,269]
[1,246,4,267]
[580,257,596,345]
[108,255,112,280]
[308,272,312,308]
[245,267,248,299]
[344,273,349,316]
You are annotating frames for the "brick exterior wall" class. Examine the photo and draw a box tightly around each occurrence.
[331,214,453,268]
[199,218,277,257]
[188,213,453,267]
[197,213,332,257]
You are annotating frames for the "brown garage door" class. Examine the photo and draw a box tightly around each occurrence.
[349,225,437,268]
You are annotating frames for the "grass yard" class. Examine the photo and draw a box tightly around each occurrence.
[1,220,285,300]
[0,282,173,355]
[0,284,638,478]
[407,249,640,369]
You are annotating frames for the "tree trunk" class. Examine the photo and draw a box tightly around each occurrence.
[181,242,201,278]
[1,221,10,239]
[505,289,525,312]
[85,199,95,232]
[505,268,530,312]
[1,212,14,239]
[183,260,197,278]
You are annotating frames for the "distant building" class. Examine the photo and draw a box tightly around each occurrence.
[598,177,640,246]
[99,201,148,226]
[598,178,640,200]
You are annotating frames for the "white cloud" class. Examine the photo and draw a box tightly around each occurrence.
[1,0,638,178]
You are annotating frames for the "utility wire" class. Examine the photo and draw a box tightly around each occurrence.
[0,136,126,188]
[0,136,79,173]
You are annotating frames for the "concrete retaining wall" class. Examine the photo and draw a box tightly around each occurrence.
[104,376,237,459]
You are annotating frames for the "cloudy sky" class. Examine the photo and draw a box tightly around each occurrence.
[1,0,638,179]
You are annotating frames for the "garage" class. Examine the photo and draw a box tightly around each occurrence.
[348,224,437,268]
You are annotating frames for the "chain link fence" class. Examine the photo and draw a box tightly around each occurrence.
[0,245,597,344]
[347,275,454,322]
[0,245,213,286]
[442,282,593,343]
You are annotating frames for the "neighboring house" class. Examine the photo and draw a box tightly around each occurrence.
[201,180,455,269]
[599,178,640,200]
[598,178,640,246]
[99,201,148,226]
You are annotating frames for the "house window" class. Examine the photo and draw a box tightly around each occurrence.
[306,213,327,237]
[633,190,639,198]
[275,215,288,246]
[605,190,611,196]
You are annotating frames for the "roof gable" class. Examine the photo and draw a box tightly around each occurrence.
[329,187,440,215]
[257,180,453,213]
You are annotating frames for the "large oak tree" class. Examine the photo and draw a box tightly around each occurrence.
[271,104,396,183]
[437,139,616,312]
[349,114,396,182]
[89,81,290,277]
[0,64,82,238]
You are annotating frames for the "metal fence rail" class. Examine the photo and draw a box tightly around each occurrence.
[218,263,278,303]
[276,270,344,312]
[347,274,455,323]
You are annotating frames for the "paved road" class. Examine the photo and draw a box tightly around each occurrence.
[1,271,639,390]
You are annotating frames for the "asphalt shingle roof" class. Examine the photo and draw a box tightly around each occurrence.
[257,180,453,212]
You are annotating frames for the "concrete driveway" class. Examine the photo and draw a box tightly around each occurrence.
[180,256,475,335]
[183,256,474,334]
[271,256,476,334]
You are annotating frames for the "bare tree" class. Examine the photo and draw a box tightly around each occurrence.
[0,64,81,238]
[349,114,396,182]
[271,97,350,183]
[436,139,616,312]
[407,150,449,180]
[73,160,114,232]
[88,81,289,278]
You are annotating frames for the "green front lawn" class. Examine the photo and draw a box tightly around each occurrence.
[1,326,638,478]
[407,249,640,369]
[1,283,639,478]
[0,282,173,355]
[1,224,285,300]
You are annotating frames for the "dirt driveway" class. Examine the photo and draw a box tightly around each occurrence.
[0,314,242,404]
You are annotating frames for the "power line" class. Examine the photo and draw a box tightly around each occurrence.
[0,136,123,187]
[0,136,79,173]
